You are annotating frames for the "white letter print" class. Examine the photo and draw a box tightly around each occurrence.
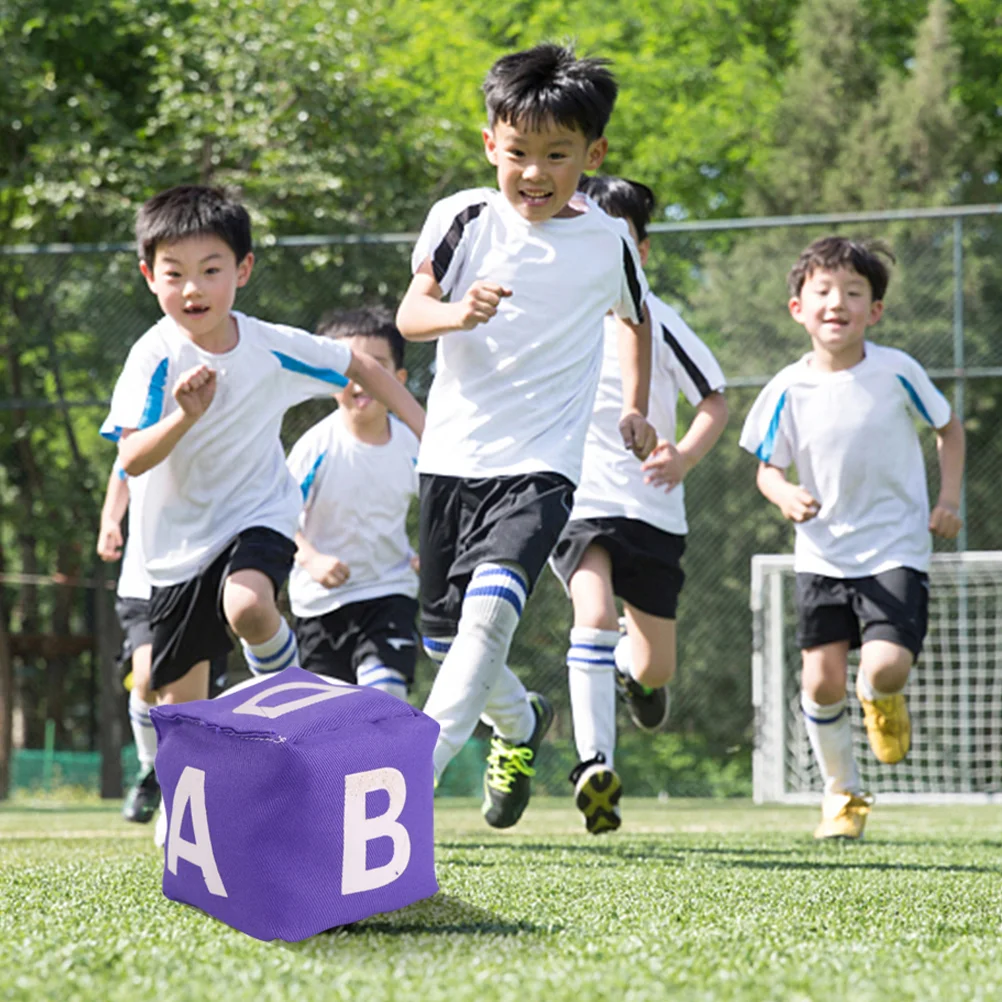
[341,767,411,895]
[166,766,228,898]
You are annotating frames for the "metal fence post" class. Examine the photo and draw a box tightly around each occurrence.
[96,565,123,799]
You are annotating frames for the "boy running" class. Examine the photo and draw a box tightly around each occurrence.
[397,43,656,829]
[288,307,421,699]
[550,175,728,833]
[101,186,425,812]
[739,236,965,839]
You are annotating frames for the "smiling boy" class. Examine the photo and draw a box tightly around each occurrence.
[101,187,424,813]
[739,236,965,839]
[396,43,656,829]
[287,308,422,700]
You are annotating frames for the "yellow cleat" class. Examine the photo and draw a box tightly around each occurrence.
[856,674,911,764]
[814,791,874,840]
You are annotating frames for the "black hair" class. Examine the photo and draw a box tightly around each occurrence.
[483,43,617,142]
[136,185,252,270]
[315,306,406,370]
[788,236,896,301]
[578,175,656,241]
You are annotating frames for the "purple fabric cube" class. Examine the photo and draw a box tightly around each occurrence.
[149,666,439,941]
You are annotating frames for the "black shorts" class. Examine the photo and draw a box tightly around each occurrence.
[550,516,686,619]
[148,527,297,690]
[418,471,575,637]
[795,567,930,658]
[294,593,419,687]
[115,596,153,665]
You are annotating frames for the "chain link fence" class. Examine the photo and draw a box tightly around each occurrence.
[2,206,1000,798]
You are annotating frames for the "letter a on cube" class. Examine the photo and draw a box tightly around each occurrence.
[150,666,439,941]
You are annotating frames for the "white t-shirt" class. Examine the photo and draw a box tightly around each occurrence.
[411,187,649,484]
[286,410,419,618]
[114,464,151,601]
[101,312,352,586]
[570,292,726,535]
[739,342,952,577]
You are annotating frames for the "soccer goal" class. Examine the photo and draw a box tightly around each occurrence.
[751,552,1002,804]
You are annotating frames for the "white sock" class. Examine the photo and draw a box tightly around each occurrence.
[801,692,862,795]
[356,658,408,700]
[423,562,527,781]
[241,618,298,675]
[128,690,158,770]
[480,665,534,744]
[568,627,619,767]
[857,668,904,700]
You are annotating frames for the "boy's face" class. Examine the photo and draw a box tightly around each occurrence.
[334,335,406,420]
[483,117,607,223]
[789,265,883,362]
[140,234,253,343]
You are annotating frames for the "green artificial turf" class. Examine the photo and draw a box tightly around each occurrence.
[2,798,1001,1002]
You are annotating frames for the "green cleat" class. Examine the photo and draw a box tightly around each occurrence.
[122,765,161,824]
[482,692,554,829]
[570,754,622,834]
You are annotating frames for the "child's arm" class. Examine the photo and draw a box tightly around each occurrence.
[294,532,350,588]
[756,462,821,523]
[96,466,130,561]
[642,391,729,491]
[118,364,216,476]
[344,351,425,440]
[396,260,511,342]
[929,413,965,538]
[616,306,657,460]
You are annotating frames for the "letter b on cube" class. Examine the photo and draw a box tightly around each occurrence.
[150,667,439,941]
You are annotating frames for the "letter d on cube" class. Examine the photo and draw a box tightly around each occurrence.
[150,667,439,941]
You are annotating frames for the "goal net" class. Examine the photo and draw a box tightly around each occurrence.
[751,552,1002,804]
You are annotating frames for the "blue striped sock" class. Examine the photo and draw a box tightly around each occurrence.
[242,619,298,675]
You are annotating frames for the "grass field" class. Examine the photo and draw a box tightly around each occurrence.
[2,797,1002,1002]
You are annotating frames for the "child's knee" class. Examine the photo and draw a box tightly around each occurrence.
[223,574,278,638]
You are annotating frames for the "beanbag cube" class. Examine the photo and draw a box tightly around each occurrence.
[149,666,439,941]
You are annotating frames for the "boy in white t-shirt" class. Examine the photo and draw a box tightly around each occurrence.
[739,236,965,840]
[101,186,424,754]
[549,176,728,834]
[397,43,656,829]
[288,308,422,700]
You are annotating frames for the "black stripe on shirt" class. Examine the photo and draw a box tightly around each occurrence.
[621,238,645,321]
[660,322,713,399]
[432,202,488,286]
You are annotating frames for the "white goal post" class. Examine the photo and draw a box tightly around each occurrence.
[751,552,1002,804]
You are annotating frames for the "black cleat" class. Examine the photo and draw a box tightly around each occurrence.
[617,671,670,732]
[482,692,554,829]
[570,753,622,834]
[122,766,161,824]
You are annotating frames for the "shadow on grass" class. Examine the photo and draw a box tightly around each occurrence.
[436,839,1002,874]
[315,893,555,937]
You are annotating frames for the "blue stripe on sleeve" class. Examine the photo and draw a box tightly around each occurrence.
[299,451,326,501]
[896,375,935,426]
[138,358,169,429]
[271,350,348,387]
[755,390,788,463]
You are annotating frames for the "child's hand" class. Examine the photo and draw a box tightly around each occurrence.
[929,502,963,539]
[409,554,421,573]
[455,281,512,330]
[306,553,351,589]
[619,412,658,461]
[96,521,123,561]
[641,440,690,492]
[778,483,820,523]
[173,364,216,419]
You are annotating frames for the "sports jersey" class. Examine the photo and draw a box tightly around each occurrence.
[739,342,952,577]
[287,410,419,617]
[570,292,726,535]
[101,312,352,586]
[114,464,151,601]
[411,187,648,483]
